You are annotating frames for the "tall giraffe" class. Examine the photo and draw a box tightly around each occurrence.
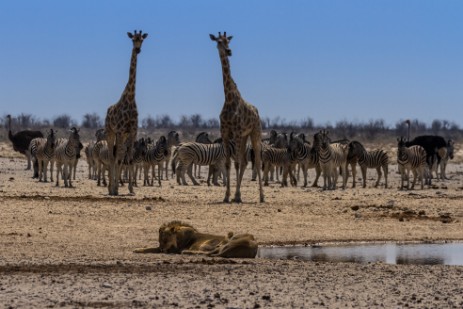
[105,30,148,196]
[209,32,264,203]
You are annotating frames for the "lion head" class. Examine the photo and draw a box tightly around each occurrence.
[158,221,198,253]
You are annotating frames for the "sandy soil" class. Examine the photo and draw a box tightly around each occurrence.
[1,143,463,308]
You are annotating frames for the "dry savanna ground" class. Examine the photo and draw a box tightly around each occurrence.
[1,141,463,308]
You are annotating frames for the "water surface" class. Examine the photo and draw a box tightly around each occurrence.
[257,243,463,266]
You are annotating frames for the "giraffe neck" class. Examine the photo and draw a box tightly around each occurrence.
[122,48,139,103]
[219,50,240,104]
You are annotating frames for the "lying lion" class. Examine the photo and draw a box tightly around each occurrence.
[134,221,258,258]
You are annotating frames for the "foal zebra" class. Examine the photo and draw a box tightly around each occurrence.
[347,141,389,188]
[29,129,57,182]
[173,141,228,186]
[54,127,81,188]
[143,136,169,186]
[397,137,429,190]
[313,130,348,190]
[288,133,321,187]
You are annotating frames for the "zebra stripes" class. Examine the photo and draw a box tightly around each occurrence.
[143,136,169,186]
[261,145,296,187]
[313,130,348,190]
[29,129,57,182]
[54,127,81,188]
[173,141,228,186]
[347,141,389,188]
[288,133,321,188]
[397,136,429,190]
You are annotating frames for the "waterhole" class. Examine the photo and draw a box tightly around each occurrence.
[257,242,463,266]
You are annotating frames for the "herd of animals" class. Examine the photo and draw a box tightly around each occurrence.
[5,114,456,194]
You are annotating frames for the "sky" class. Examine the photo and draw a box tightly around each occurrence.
[1,1,463,128]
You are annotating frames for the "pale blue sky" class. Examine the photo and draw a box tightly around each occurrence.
[1,1,462,127]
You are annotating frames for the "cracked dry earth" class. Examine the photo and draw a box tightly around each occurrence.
[0,151,463,308]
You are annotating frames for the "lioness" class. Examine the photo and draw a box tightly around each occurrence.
[134,221,258,258]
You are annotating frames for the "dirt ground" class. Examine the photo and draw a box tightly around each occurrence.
[1,142,463,308]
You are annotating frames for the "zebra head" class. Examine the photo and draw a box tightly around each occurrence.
[95,129,106,142]
[317,130,331,150]
[209,32,233,56]
[127,30,148,54]
[167,130,180,147]
[288,133,304,157]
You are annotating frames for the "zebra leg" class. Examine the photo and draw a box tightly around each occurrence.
[43,160,49,182]
[361,166,368,188]
[375,166,382,188]
[383,165,388,189]
[351,163,357,188]
[312,165,321,187]
[180,164,189,185]
[49,160,54,182]
[25,150,32,170]
[187,164,199,186]
[38,159,43,182]
[263,163,270,186]
[410,168,417,190]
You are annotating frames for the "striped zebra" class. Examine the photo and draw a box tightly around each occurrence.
[397,136,429,190]
[313,130,348,190]
[347,141,389,188]
[54,127,81,188]
[172,141,228,186]
[161,131,180,180]
[84,129,106,180]
[92,140,110,187]
[143,136,169,186]
[29,129,57,182]
[288,133,321,187]
[193,132,213,178]
[261,145,296,187]
[432,139,454,180]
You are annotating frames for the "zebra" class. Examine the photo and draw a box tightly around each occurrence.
[54,127,81,188]
[268,130,288,182]
[432,139,454,180]
[161,131,180,180]
[172,141,229,186]
[121,138,148,186]
[347,141,389,188]
[93,140,109,186]
[397,136,429,190]
[29,129,57,182]
[84,128,106,180]
[313,130,348,190]
[288,133,321,187]
[143,136,169,187]
[261,145,297,187]
[193,131,213,178]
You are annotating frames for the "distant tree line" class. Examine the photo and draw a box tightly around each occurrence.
[2,112,462,141]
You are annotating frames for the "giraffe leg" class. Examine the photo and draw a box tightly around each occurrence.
[231,137,247,203]
[222,137,231,203]
[106,135,116,195]
[251,133,264,203]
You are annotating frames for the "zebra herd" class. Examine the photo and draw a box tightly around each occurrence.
[25,127,455,192]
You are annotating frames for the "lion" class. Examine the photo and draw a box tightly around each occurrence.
[133,221,258,258]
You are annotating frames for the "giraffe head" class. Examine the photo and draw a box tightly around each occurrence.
[127,30,148,54]
[209,32,233,56]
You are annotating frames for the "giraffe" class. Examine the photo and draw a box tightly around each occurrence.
[209,32,264,203]
[104,30,148,196]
